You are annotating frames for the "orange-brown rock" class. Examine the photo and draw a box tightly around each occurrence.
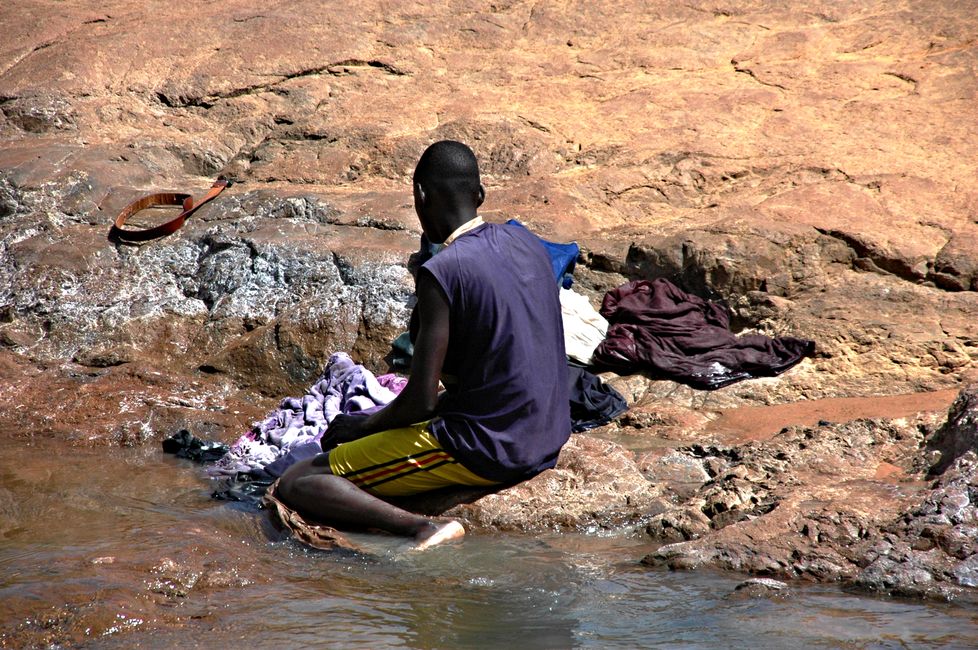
[3,0,978,599]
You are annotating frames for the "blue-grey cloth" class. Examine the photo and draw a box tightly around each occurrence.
[505,219,579,289]
[422,222,571,482]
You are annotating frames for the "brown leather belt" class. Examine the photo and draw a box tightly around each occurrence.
[108,179,230,242]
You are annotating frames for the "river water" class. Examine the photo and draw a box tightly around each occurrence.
[2,439,977,648]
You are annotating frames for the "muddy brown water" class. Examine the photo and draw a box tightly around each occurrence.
[3,408,978,648]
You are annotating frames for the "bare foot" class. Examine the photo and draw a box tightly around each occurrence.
[413,520,465,551]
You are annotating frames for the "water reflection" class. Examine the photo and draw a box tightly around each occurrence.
[392,539,579,649]
[2,440,978,649]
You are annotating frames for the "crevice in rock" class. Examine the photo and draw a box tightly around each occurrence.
[815,228,927,285]
[521,1,541,34]
[331,250,357,286]
[0,41,54,77]
[731,62,788,91]
[603,183,670,201]
[155,91,213,110]
[242,238,264,274]
[156,59,408,109]
[517,115,552,133]
[276,129,337,142]
[804,166,853,182]
[327,59,408,76]
[883,71,918,93]
[272,320,283,355]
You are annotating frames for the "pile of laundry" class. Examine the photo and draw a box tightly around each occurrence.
[163,221,814,500]
[162,352,410,501]
[209,352,406,480]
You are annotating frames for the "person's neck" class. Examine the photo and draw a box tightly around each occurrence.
[442,214,484,246]
[434,208,479,243]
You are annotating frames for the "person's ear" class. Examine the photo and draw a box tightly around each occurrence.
[415,182,427,206]
[476,184,485,208]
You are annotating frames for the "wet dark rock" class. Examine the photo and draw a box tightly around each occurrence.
[639,450,711,500]
[636,391,978,601]
[148,557,251,601]
[929,233,978,292]
[854,451,978,601]
[645,507,712,543]
[641,417,930,582]
[926,385,978,475]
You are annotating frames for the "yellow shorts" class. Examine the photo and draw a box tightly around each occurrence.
[328,421,499,497]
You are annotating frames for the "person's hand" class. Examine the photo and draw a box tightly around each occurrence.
[321,413,370,451]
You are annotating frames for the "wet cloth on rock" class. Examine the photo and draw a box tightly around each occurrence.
[593,278,815,390]
[568,365,629,432]
[264,480,364,552]
[560,288,609,366]
[162,429,229,463]
[209,352,404,478]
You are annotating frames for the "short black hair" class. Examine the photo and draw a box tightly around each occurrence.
[413,140,481,203]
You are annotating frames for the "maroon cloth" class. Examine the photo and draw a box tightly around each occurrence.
[593,279,815,390]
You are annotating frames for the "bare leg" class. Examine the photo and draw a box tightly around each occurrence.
[277,454,464,548]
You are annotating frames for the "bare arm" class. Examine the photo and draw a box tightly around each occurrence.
[322,269,450,448]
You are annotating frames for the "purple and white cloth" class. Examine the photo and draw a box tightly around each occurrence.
[209,352,405,478]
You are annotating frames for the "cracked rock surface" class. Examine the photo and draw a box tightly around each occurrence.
[2,0,978,598]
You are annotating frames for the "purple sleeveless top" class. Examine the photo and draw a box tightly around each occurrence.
[421,222,571,482]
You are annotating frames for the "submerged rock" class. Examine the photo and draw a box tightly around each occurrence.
[727,578,790,600]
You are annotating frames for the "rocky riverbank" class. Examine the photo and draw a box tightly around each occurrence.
[3,0,978,601]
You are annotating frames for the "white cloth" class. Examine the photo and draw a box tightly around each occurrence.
[560,288,608,366]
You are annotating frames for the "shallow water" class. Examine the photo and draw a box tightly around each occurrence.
[2,440,977,649]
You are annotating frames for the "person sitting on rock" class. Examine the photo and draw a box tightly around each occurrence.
[275,140,571,549]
